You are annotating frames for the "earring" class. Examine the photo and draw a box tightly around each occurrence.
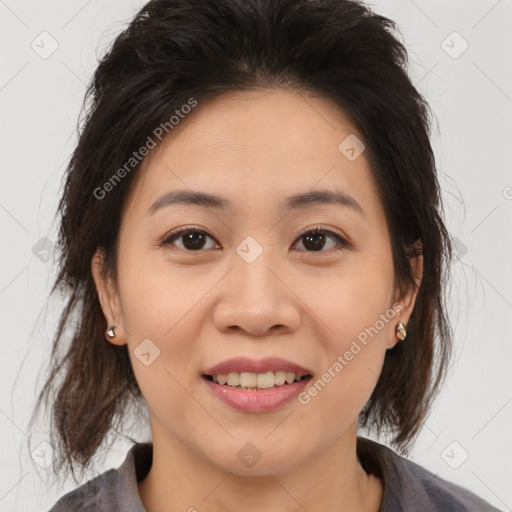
[105,326,117,339]
[395,321,407,341]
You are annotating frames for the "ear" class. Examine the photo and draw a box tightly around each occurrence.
[91,247,126,346]
[387,239,423,349]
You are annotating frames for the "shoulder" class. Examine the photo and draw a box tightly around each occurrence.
[47,443,152,512]
[47,468,119,511]
[391,456,502,511]
[357,437,502,512]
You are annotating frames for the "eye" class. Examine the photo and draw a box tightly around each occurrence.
[161,226,219,251]
[160,225,349,253]
[292,226,349,253]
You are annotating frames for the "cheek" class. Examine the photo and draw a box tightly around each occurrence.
[115,246,208,400]
[298,254,395,410]
[116,243,213,337]
[298,303,391,435]
[308,255,395,349]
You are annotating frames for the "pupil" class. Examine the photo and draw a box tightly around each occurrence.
[181,231,327,251]
[183,232,206,250]
[304,232,325,251]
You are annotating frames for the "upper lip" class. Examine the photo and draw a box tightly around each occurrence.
[203,357,313,377]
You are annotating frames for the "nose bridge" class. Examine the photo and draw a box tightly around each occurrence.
[212,239,301,335]
[234,235,283,305]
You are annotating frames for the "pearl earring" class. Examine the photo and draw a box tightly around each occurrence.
[105,326,117,339]
[395,321,407,341]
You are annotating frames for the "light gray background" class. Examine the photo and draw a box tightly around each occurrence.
[1,1,511,511]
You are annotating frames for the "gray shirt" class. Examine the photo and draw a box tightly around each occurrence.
[48,436,502,511]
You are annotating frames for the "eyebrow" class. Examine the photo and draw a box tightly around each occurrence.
[146,188,364,216]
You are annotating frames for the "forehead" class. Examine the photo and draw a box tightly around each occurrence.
[123,88,382,222]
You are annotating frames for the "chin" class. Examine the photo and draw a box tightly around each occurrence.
[203,442,307,477]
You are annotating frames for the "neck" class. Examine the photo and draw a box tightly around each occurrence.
[138,421,378,512]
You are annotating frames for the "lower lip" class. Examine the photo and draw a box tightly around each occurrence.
[202,376,312,413]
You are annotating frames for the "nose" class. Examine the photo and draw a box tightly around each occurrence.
[212,251,302,337]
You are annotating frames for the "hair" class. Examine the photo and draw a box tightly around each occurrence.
[31,0,453,479]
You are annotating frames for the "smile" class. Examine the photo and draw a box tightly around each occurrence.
[201,356,314,412]
[204,371,310,390]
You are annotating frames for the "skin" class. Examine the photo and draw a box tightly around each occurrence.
[91,88,422,512]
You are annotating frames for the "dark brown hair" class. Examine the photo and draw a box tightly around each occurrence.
[31,0,453,479]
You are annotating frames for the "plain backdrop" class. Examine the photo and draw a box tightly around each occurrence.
[1,1,511,511]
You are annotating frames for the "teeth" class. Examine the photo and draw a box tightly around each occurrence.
[274,370,286,385]
[285,372,296,384]
[211,371,307,389]
[257,372,274,389]
[240,372,257,387]
[226,372,239,387]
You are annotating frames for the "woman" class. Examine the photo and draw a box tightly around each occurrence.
[34,0,501,510]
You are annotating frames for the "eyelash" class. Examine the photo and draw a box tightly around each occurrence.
[160,224,349,254]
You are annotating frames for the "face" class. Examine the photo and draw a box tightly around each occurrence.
[92,88,421,476]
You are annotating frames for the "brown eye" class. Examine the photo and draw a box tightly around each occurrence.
[161,226,348,253]
[293,228,348,253]
[162,229,219,251]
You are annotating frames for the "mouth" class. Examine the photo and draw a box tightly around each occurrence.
[202,356,314,392]
[201,370,313,412]
[201,357,314,411]
[202,371,313,391]
[201,357,313,413]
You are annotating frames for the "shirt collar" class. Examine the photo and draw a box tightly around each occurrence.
[116,437,393,511]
